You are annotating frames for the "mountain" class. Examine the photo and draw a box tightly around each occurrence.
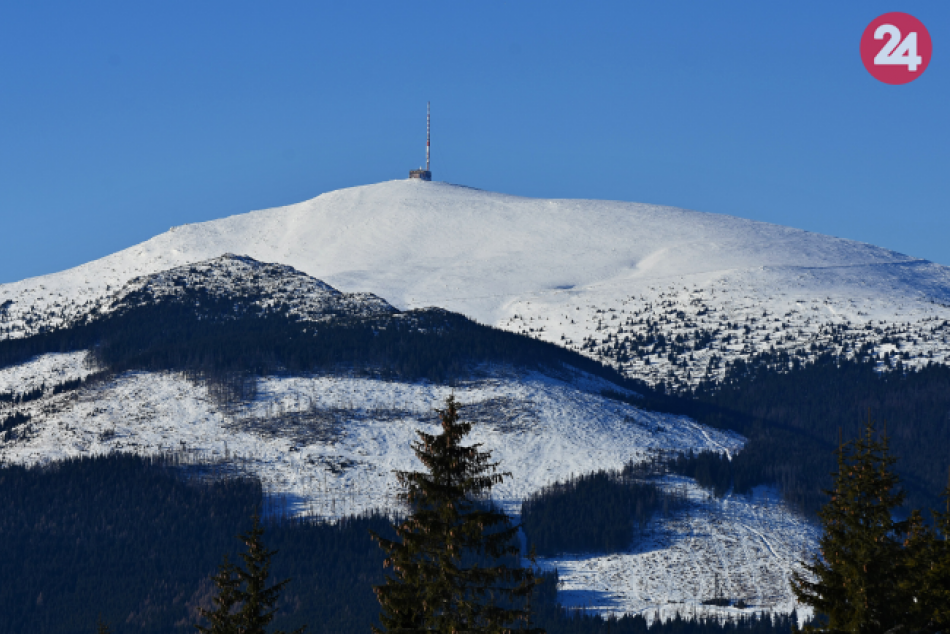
[2,180,949,391]
[3,179,949,625]
[0,253,814,623]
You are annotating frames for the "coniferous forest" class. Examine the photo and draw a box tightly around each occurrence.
[634,352,950,515]
[4,298,947,517]
[0,454,800,634]
[1,297,950,631]
[0,296,642,389]
[521,470,685,557]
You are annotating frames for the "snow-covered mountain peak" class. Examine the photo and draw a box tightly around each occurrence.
[3,179,950,387]
[5,180,895,621]
[4,178,941,322]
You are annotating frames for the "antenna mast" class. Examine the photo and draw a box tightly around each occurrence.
[408,102,433,181]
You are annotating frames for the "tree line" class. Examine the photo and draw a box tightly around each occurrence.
[521,469,685,557]
[627,352,950,515]
[0,296,642,390]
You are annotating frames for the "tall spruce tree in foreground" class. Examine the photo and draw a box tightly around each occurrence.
[196,516,304,634]
[792,417,914,633]
[371,395,543,634]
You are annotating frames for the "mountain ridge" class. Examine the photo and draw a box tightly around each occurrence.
[3,180,950,391]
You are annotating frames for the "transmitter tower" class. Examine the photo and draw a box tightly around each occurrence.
[409,102,432,181]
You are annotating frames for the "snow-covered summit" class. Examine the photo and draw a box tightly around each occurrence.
[3,180,950,386]
[1,179,875,619]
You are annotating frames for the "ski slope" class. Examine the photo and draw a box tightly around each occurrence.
[542,480,817,623]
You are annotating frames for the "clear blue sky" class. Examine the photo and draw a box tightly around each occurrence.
[1,1,947,283]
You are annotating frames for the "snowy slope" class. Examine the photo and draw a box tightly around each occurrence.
[542,480,817,622]
[3,180,950,387]
[9,179,942,620]
[0,251,823,620]
[1,351,816,619]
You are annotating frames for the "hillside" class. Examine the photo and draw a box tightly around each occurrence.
[2,180,950,390]
[0,255,818,622]
[3,180,949,625]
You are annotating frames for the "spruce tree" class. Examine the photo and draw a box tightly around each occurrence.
[196,516,304,634]
[371,395,543,634]
[901,510,938,633]
[903,470,950,631]
[235,517,304,634]
[792,418,910,633]
[928,474,950,629]
[196,555,242,634]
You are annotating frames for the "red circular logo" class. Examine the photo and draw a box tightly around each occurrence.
[860,12,932,84]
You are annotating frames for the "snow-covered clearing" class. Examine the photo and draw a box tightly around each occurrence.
[1,361,741,517]
[0,351,97,396]
[539,480,816,623]
[0,355,820,618]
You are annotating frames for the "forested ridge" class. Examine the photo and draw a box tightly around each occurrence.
[633,352,950,515]
[0,294,643,389]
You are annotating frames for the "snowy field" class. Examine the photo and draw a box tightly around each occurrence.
[0,352,819,619]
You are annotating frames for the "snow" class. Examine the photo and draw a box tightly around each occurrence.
[0,351,96,397]
[1,367,743,516]
[0,362,821,619]
[99,253,395,321]
[3,180,949,388]
[9,179,930,619]
[541,480,817,624]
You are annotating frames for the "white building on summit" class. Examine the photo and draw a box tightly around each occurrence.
[409,102,432,181]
